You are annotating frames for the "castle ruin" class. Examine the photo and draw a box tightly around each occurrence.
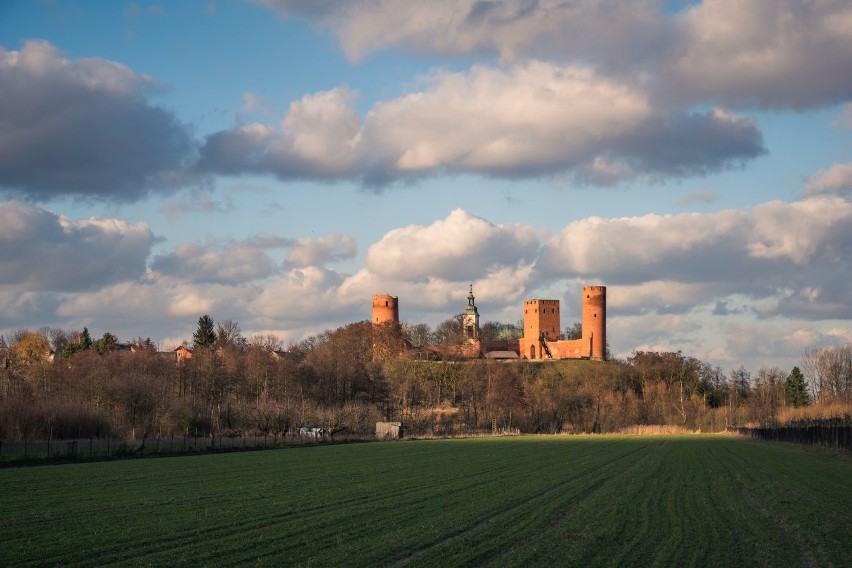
[371,286,607,361]
[517,286,606,360]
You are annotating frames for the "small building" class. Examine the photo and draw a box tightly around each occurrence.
[376,422,403,440]
[174,345,193,364]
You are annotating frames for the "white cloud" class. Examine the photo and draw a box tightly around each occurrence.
[286,233,357,267]
[608,281,727,316]
[669,0,852,108]
[365,209,540,281]
[805,163,852,196]
[150,236,288,284]
[198,87,363,180]
[251,266,348,321]
[200,63,764,186]
[365,63,650,176]
[539,196,852,278]
[538,195,852,320]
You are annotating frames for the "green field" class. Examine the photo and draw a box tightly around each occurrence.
[1,436,849,567]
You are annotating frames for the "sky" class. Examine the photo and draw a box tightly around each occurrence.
[1,0,851,373]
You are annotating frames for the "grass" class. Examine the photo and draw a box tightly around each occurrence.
[0,435,849,567]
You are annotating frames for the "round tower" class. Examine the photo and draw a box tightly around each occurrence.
[582,286,606,360]
[372,294,399,326]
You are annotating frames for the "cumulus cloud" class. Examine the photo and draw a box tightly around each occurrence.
[537,195,852,319]
[0,200,154,292]
[364,209,540,281]
[285,234,357,267]
[198,87,363,180]
[365,63,653,178]
[251,266,349,321]
[55,278,260,335]
[669,0,852,109]
[0,41,195,201]
[200,63,764,187]
[805,163,852,196]
[150,236,288,284]
[262,0,852,110]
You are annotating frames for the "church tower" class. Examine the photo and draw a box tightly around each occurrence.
[462,284,480,342]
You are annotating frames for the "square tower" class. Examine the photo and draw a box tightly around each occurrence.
[523,299,560,358]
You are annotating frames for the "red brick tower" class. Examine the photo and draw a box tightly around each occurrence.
[523,299,560,359]
[582,286,606,360]
[372,294,399,326]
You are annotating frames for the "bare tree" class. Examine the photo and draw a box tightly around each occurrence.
[248,333,283,352]
[216,319,245,348]
[802,344,852,403]
[564,321,582,340]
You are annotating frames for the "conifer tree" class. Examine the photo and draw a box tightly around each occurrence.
[193,315,216,349]
[80,327,92,350]
[784,366,810,407]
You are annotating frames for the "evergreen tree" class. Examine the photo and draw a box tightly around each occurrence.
[63,327,93,358]
[80,327,93,349]
[193,315,216,349]
[94,332,118,355]
[784,366,810,407]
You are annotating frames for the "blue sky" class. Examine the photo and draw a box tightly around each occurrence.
[1,0,851,373]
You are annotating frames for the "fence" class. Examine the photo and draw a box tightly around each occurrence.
[733,420,851,451]
[0,431,368,464]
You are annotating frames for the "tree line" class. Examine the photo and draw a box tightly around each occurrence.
[0,316,849,441]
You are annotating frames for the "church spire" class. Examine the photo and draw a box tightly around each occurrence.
[463,284,480,341]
